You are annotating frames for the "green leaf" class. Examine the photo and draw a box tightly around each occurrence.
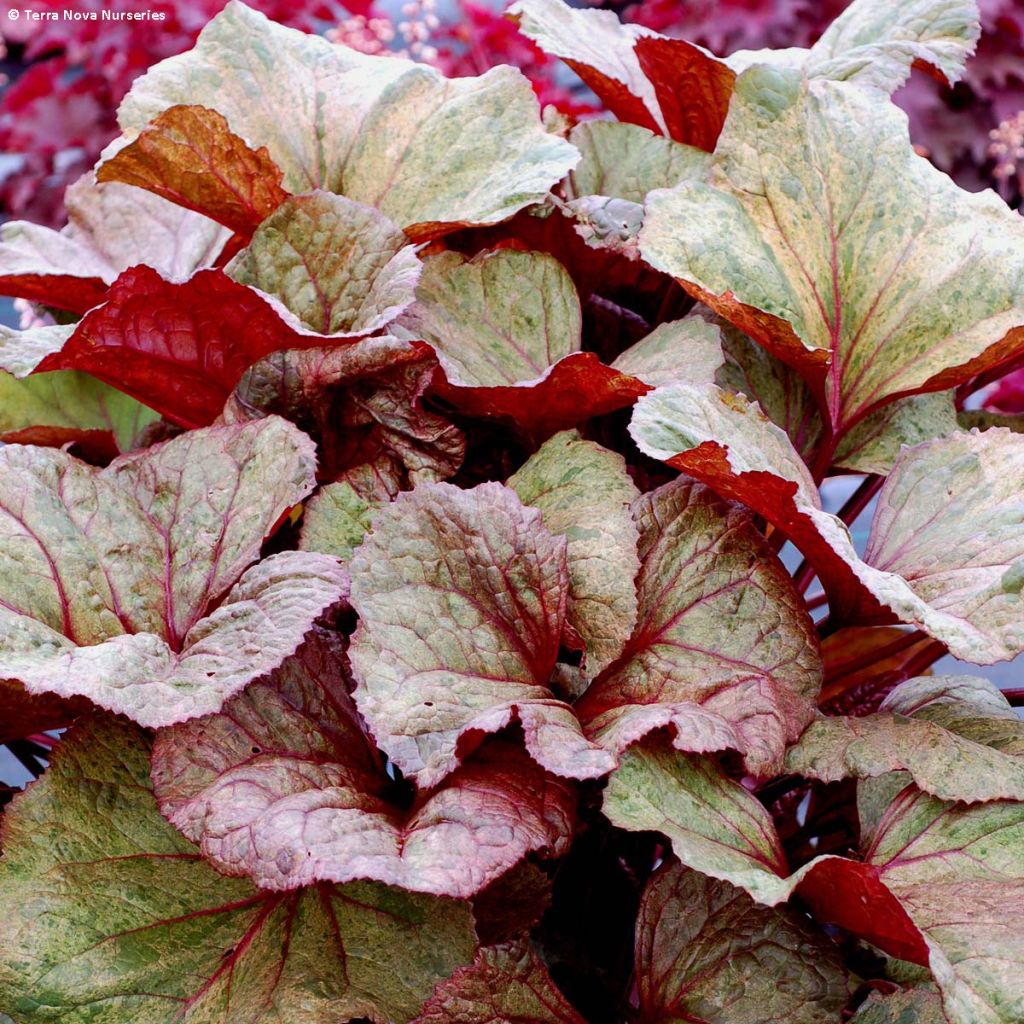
[0,370,160,453]
[0,716,477,1023]
[785,710,1024,803]
[300,481,383,564]
[566,121,709,204]
[508,431,640,675]
[349,482,614,787]
[118,2,576,239]
[395,249,580,388]
[226,192,420,336]
[640,66,1024,435]
[413,939,585,1024]
[611,314,724,389]
[0,418,346,726]
[635,861,850,1024]
[848,988,948,1023]
[602,742,793,903]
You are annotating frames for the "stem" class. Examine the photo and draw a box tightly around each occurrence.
[804,591,828,611]
[955,349,1024,408]
[808,425,838,486]
[836,475,883,528]
[1004,688,1024,707]
[6,739,48,779]
[793,557,817,595]
[827,629,930,687]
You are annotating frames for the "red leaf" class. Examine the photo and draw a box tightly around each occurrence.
[0,272,110,316]
[35,265,333,428]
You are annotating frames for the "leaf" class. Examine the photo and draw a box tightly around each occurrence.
[225,337,465,487]
[0,418,346,727]
[639,66,1024,435]
[632,384,1024,662]
[611,314,724,389]
[863,787,1024,1024]
[635,861,850,1024]
[35,265,347,429]
[152,630,575,898]
[508,431,640,676]
[118,2,576,239]
[509,0,735,151]
[0,173,229,314]
[414,939,585,1024]
[299,481,381,564]
[603,742,933,964]
[848,988,948,1024]
[396,247,647,440]
[575,477,821,776]
[834,392,960,476]
[0,369,161,455]
[566,121,710,204]
[820,627,939,708]
[0,716,477,1023]
[226,192,420,336]
[0,323,74,377]
[602,742,791,902]
[348,482,615,787]
[97,104,288,236]
[784,711,1024,803]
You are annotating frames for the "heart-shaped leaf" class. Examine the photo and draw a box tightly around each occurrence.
[0,418,345,726]
[153,630,576,898]
[349,482,615,787]
[0,716,477,1023]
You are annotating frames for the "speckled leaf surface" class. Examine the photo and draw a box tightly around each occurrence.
[602,743,793,902]
[729,0,979,93]
[97,104,289,236]
[0,418,346,726]
[566,122,710,204]
[865,787,1024,1024]
[0,174,229,314]
[785,711,1024,803]
[152,630,575,897]
[0,717,477,1023]
[118,3,576,238]
[635,861,850,1024]
[413,939,585,1024]
[348,482,614,787]
[508,431,640,676]
[848,988,948,1024]
[227,191,420,337]
[632,385,1024,661]
[299,481,381,564]
[396,249,580,388]
[612,314,724,389]
[576,476,821,776]
[640,66,1024,434]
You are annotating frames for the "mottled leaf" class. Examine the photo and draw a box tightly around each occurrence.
[632,384,1024,661]
[566,121,709,204]
[0,717,477,1023]
[97,104,289,236]
[119,2,576,238]
[153,630,575,897]
[576,477,821,776]
[785,711,1024,803]
[640,66,1024,435]
[299,482,381,564]
[0,369,160,455]
[0,418,346,727]
[226,191,420,336]
[414,939,584,1024]
[508,431,640,675]
[635,861,850,1024]
[848,988,948,1024]
[0,173,229,314]
[349,482,614,787]
[612,314,724,389]
[509,0,735,151]
[0,323,74,377]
